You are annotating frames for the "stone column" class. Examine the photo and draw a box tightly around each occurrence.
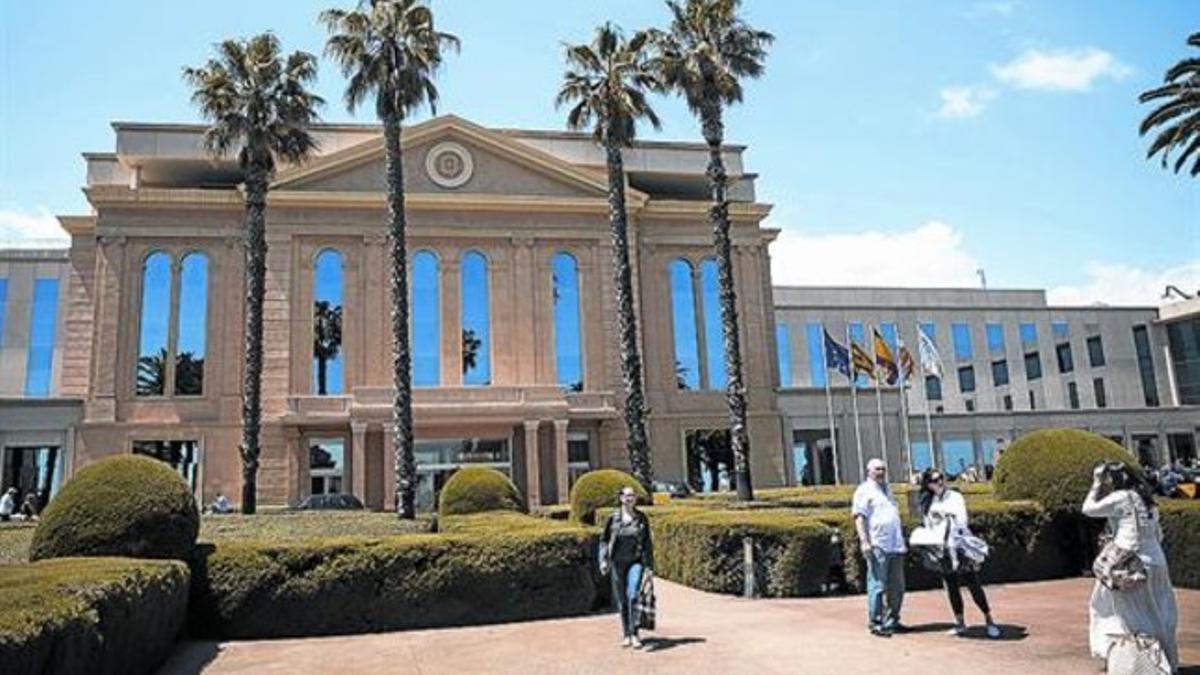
[553,419,570,504]
[351,420,369,500]
[285,427,303,506]
[524,419,541,509]
[383,426,396,512]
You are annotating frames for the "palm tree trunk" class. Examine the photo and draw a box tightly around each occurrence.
[701,102,754,502]
[604,138,654,493]
[317,357,328,396]
[385,116,416,519]
[240,162,269,514]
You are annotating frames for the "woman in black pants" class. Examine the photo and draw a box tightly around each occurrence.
[599,486,655,648]
[919,469,1000,638]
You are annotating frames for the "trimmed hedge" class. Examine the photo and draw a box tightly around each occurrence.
[438,467,524,517]
[994,428,1136,511]
[190,513,603,639]
[1159,500,1200,589]
[650,508,837,597]
[31,455,200,562]
[569,469,650,525]
[0,557,189,675]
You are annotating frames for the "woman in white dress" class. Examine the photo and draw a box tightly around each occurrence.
[1082,462,1179,671]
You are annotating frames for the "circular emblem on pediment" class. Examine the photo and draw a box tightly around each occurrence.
[425,141,473,189]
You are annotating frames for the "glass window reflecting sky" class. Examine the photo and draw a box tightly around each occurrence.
[412,251,439,387]
[669,259,700,391]
[176,253,208,396]
[137,252,170,396]
[461,251,490,386]
[312,249,343,396]
[24,278,58,397]
[552,252,582,390]
[699,259,725,391]
[805,322,826,388]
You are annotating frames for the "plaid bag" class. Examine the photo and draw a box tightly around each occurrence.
[636,573,656,631]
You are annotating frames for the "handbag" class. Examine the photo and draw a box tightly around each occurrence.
[1106,633,1171,674]
[1092,494,1148,591]
[636,573,656,631]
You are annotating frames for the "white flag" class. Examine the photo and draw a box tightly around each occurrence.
[917,325,943,379]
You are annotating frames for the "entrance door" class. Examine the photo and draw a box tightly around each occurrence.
[2,446,63,510]
[308,438,346,496]
[685,429,733,493]
[132,440,199,493]
[414,438,511,512]
[790,429,836,485]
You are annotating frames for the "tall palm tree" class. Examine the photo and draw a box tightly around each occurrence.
[555,23,662,493]
[1139,30,1200,177]
[184,33,322,514]
[652,0,772,502]
[321,0,458,519]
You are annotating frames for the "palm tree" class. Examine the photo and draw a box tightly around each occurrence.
[322,0,459,519]
[184,33,322,514]
[313,300,343,395]
[461,328,481,374]
[652,0,772,502]
[555,23,661,493]
[1139,30,1200,177]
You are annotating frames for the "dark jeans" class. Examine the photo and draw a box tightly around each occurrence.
[610,560,644,638]
[943,569,990,618]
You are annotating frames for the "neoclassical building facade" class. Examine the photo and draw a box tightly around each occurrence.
[53,115,787,509]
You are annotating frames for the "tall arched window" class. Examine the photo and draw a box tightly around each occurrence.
[136,252,172,396]
[412,250,439,386]
[312,249,344,395]
[175,253,209,395]
[699,258,726,390]
[669,259,700,390]
[552,252,583,391]
[461,251,491,386]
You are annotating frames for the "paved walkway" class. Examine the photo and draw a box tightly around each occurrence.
[160,578,1199,675]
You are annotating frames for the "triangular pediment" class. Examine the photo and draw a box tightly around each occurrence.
[272,115,640,202]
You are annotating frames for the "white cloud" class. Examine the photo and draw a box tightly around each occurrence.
[991,48,1131,92]
[1047,260,1200,307]
[937,86,996,119]
[0,205,69,248]
[769,221,983,288]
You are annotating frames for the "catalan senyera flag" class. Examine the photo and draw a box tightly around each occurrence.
[898,343,916,383]
[850,339,876,382]
[873,329,898,385]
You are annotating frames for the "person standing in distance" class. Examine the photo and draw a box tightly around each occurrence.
[853,458,907,637]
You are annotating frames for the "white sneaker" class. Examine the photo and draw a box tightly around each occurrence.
[631,636,644,649]
[986,623,1001,639]
[948,624,966,637]
[622,636,633,648]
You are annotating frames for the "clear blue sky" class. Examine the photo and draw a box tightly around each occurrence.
[1,1,1196,304]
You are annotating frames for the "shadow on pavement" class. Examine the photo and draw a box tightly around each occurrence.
[903,622,956,634]
[156,641,221,675]
[1177,666,1199,675]
[901,622,1028,641]
[641,636,707,653]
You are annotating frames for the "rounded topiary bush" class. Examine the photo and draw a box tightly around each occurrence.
[30,454,200,561]
[438,466,525,517]
[568,469,650,525]
[994,428,1137,511]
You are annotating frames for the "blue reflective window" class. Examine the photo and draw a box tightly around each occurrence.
[942,439,975,475]
[920,322,937,346]
[849,321,867,387]
[1052,321,1069,340]
[669,259,700,390]
[312,249,344,395]
[552,252,583,391]
[24,278,59,397]
[412,251,439,386]
[952,323,973,361]
[910,441,933,472]
[0,278,7,349]
[175,253,208,395]
[137,252,171,396]
[699,259,726,390]
[1020,322,1037,346]
[986,323,1005,353]
[776,324,791,387]
[461,251,491,386]
[879,322,898,352]
[805,322,826,388]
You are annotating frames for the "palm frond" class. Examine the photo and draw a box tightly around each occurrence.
[1139,30,1200,176]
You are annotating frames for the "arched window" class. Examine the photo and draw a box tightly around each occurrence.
[461,251,491,385]
[136,252,172,396]
[699,258,726,390]
[312,249,344,395]
[175,253,208,395]
[552,252,583,391]
[669,259,700,390]
[411,250,439,386]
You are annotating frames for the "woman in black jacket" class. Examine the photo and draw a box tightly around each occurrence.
[600,486,655,648]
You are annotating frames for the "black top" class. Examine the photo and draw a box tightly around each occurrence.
[602,509,655,568]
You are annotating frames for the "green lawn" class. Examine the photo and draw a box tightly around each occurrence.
[0,511,433,565]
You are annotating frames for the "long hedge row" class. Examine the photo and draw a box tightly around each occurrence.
[0,557,190,675]
[189,511,604,639]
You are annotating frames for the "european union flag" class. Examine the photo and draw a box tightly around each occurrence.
[823,330,851,379]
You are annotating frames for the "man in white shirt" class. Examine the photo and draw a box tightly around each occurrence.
[0,487,17,521]
[852,458,907,636]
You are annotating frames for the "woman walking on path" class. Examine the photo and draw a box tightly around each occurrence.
[1084,462,1178,671]
[918,469,1000,638]
[600,486,655,648]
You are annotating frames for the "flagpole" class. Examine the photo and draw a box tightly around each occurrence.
[897,343,912,477]
[872,326,888,468]
[847,324,864,477]
[917,323,936,469]
[820,328,841,485]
